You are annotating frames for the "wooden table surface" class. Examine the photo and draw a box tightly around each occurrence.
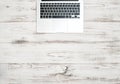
[0,0,120,84]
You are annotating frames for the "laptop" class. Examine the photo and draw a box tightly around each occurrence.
[37,0,84,33]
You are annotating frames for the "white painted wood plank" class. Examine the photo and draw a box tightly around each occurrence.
[0,22,120,42]
[0,42,120,63]
[0,0,120,22]
[0,22,120,63]
[0,1,35,22]
[0,63,120,84]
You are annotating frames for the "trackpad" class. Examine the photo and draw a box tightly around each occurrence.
[52,20,67,32]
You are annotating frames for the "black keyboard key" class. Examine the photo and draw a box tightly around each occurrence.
[52,16,65,18]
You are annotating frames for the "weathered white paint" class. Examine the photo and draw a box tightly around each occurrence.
[0,22,120,63]
[0,0,120,84]
[0,0,120,22]
[0,63,120,84]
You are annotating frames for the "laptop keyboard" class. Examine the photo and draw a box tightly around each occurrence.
[40,3,80,18]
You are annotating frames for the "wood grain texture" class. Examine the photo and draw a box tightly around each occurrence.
[0,0,120,22]
[0,0,120,63]
[0,22,120,63]
[0,0,120,84]
[0,63,120,84]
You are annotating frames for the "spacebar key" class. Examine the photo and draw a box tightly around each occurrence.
[52,16,65,18]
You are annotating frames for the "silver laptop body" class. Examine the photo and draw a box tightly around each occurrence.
[37,0,84,33]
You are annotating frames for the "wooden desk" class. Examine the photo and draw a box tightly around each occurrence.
[0,0,120,84]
